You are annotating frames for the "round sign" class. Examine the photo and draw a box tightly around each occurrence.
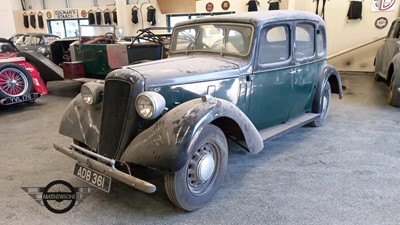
[375,17,388,29]
[222,1,230,10]
[81,10,87,18]
[46,11,52,19]
[206,2,214,12]
[42,180,76,214]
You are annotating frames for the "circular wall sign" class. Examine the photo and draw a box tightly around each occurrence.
[375,17,388,29]
[206,2,214,12]
[222,1,230,10]
[81,10,87,18]
[46,11,52,19]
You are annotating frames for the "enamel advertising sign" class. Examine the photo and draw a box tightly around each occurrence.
[371,0,397,12]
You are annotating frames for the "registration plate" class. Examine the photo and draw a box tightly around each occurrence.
[0,93,39,105]
[73,163,111,192]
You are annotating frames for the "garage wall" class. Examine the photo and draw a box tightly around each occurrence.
[293,0,399,72]
[9,0,400,72]
[0,0,21,38]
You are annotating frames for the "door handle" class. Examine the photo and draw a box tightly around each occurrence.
[297,69,303,73]
[289,69,296,75]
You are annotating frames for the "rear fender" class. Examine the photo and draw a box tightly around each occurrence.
[312,64,343,113]
[121,96,264,172]
[24,62,47,94]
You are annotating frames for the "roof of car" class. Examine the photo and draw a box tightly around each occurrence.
[174,10,324,28]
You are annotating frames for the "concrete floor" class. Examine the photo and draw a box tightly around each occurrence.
[1,73,400,225]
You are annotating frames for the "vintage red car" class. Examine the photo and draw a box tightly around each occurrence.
[0,38,47,105]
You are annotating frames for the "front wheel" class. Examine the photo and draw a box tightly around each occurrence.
[309,81,331,127]
[388,75,400,107]
[164,124,228,211]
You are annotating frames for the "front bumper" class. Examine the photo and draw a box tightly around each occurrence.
[53,143,156,193]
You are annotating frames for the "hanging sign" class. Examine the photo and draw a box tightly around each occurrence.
[371,0,397,12]
[53,9,79,19]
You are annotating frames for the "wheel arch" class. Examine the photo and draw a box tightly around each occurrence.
[312,64,343,113]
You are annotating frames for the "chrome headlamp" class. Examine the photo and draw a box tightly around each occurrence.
[135,92,165,119]
[81,81,104,105]
[37,47,48,56]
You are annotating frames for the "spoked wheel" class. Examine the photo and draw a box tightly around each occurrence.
[388,75,400,107]
[0,64,32,99]
[164,124,228,211]
[310,81,331,127]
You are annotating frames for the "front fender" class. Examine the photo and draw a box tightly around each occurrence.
[121,96,263,172]
[59,94,102,150]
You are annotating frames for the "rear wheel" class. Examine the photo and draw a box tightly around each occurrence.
[0,63,33,99]
[388,75,400,107]
[164,124,228,211]
[309,81,331,127]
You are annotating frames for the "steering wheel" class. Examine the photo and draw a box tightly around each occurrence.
[104,32,117,44]
[211,40,223,50]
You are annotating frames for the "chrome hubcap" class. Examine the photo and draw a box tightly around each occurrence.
[187,143,217,195]
[197,153,215,182]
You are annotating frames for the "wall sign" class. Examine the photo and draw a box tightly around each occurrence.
[375,17,389,29]
[371,0,397,12]
[206,2,214,12]
[53,9,79,19]
[221,1,230,10]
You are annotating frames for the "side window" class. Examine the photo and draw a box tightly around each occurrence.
[316,27,326,56]
[31,36,42,45]
[258,25,290,64]
[295,23,315,60]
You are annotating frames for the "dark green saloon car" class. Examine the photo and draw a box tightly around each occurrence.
[54,11,343,211]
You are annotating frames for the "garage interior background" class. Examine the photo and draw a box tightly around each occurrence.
[0,0,399,72]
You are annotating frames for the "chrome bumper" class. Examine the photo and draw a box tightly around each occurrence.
[53,143,156,193]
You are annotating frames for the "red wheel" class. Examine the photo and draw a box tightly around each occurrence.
[0,63,32,99]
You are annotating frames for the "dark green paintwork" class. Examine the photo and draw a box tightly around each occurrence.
[74,45,110,77]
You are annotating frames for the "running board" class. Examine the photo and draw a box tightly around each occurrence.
[259,113,320,142]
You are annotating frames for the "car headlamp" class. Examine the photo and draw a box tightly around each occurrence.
[135,92,165,119]
[81,81,104,105]
[37,47,47,55]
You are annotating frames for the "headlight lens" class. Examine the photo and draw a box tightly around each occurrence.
[136,92,165,119]
[81,81,104,105]
[37,47,47,55]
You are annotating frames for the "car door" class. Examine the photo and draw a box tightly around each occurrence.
[289,22,322,118]
[247,23,294,130]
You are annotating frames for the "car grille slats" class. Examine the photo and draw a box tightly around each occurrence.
[98,80,132,158]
